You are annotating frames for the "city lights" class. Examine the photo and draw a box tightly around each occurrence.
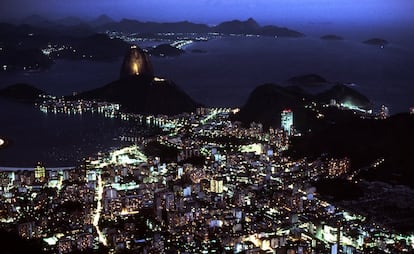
[0,7,413,252]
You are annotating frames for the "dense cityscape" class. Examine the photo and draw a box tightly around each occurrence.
[0,92,413,253]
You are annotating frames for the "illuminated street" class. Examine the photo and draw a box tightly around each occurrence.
[93,171,107,246]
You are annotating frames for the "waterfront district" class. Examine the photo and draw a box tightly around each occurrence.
[1,94,414,254]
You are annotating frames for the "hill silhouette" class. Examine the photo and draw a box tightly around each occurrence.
[213,18,304,37]
[74,75,200,115]
[88,14,115,28]
[97,19,210,33]
[0,83,45,102]
[213,18,260,34]
[120,46,154,79]
[315,84,372,109]
[52,33,131,61]
[234,84,308,129]
[234,76,371,130]
[286,74,327,85]
[95,17,303,37]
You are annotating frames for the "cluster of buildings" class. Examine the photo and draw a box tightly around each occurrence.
[327,99,393,120]
[41,44,72,58]
[38,97,120,117]
[106,31,211,49]
[1,103,414,253]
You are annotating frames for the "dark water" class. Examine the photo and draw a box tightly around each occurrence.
[153,36,414,113]
[0,99,124,167]
[0,35,413,166]
[0,60,122,96]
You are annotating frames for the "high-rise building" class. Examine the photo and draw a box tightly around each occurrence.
[34,163,46,182]
[281,109,294,135]
[210,178,224,193]
[379,105,389,119]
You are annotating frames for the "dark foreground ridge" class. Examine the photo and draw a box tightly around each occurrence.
[290,113,414,187]
[0,228,43,254]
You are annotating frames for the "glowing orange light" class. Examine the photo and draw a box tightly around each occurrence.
[132,63,139,75]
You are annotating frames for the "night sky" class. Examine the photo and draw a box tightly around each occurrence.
[1,0,413,26]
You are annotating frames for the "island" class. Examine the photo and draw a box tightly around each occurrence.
[320,34,344,40]
[363,38,388,46]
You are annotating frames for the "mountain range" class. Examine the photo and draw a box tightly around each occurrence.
[94,17,304,37]
[10,15,304,37]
